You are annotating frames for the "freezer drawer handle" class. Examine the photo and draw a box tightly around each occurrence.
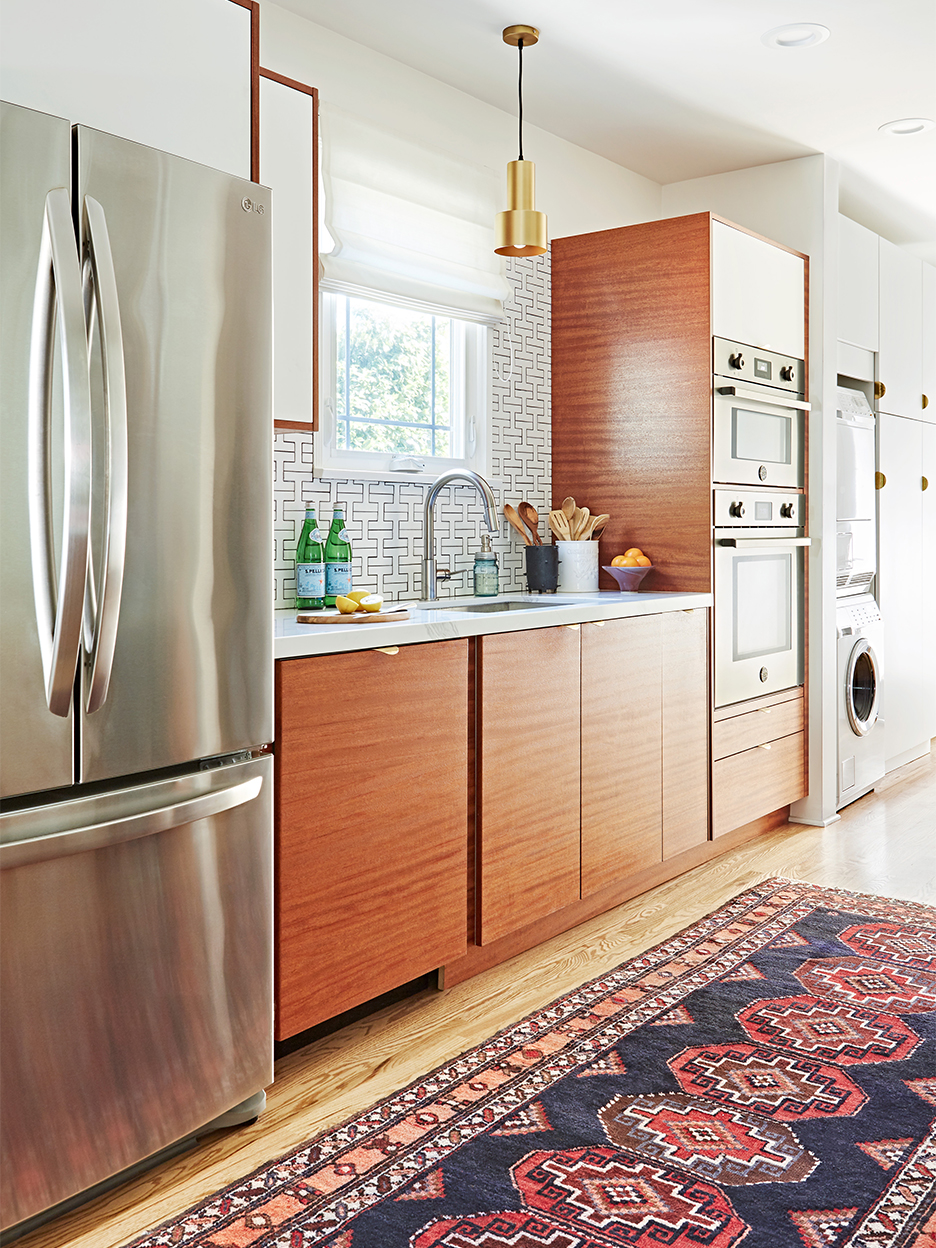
[81,196,129,714]
[0,775,263,870]
[28,187,93,717]
[717,537,812,549]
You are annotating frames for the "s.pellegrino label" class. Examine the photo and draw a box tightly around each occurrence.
[295,505,325,610]
[325,503,352,605]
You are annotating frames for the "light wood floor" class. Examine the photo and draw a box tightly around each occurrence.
[21,746,936,1248]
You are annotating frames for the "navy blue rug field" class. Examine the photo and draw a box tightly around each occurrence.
[131,879,936,1248]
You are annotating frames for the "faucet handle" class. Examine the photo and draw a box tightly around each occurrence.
[436,567,467,582]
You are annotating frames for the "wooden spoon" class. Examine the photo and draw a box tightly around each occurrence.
[579,512,609,541]
[503,503,532,545]
[518,500,542,545]
[572,506,590,540]
[561,497,576,525]
[588,514,610,541]
[548,509,572,541]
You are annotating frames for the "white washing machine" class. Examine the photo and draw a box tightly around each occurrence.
[837,594,885,809]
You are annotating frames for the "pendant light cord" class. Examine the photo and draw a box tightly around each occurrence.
[518,38,524,161]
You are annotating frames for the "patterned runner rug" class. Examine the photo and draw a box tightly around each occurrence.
[131,879,936,1248]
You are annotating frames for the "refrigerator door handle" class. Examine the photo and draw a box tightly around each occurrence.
[81,195,128,713]
[0,774,263,870]
[27,187,92,717]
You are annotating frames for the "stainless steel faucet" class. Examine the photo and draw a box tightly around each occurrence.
[422,470,498,600]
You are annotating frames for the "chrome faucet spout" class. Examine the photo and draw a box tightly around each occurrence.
[422,470,498,600]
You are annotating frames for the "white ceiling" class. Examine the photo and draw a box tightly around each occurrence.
[275,0,936,261]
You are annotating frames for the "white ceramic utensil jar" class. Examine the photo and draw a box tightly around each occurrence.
[556,540,599,592]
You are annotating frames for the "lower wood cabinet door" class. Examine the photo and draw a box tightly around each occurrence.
[477,627,581,944]
[662,608,710,858]
[581,615,663,894]
[275,641,468,1040]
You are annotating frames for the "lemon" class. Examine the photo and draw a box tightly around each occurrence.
[346,590,371,604]
[359,594,384,613]
[335,595,359,614]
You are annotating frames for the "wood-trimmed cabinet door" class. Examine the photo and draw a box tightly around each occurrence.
[581,615,663,895]
[477,627,581,944]
[275,641,468,1040]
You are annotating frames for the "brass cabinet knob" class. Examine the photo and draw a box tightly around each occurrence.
[924,394,930,409]
[875,471,886,489]
[874,381,886,400]
[924,476,930,492]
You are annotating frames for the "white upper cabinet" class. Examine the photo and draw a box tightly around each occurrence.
[878,238,924,418]
[838,215,879,352]
[260,74,316,425]
[712,220,805,359]
[0,0,252,178]
[922,263,936,425]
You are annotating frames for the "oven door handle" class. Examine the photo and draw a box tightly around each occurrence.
[717,537,812,548]
[716,385,810,411]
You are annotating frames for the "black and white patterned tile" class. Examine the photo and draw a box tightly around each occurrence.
[273,253,551,606]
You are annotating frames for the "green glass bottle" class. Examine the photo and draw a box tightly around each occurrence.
[324,503,352,606]
[295,504,325,610]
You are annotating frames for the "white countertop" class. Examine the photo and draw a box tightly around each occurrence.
[274,590,712,660]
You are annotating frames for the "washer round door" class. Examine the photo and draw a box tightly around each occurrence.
[845,638,880,736]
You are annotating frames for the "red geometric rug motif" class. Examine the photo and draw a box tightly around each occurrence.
[128,879,936,1248]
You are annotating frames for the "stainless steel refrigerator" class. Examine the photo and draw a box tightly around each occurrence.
[0,101,274,1234]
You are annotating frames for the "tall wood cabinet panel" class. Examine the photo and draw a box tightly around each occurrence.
[877,413,925,767]
[879,239,923,418]
[476,627,581,945]
[581,616,662,895]
[552,213,713,593]
[662,609,710,858]
[275,641,468,1040]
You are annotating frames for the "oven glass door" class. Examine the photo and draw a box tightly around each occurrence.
[714,535,804,707]
[713,392,803,489]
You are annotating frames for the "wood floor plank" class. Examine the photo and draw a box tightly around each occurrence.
[18,743,936,1248]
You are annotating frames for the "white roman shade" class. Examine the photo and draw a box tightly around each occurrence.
[320,105,510,324]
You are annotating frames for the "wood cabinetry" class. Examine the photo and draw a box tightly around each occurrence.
[476,627,581,945]
[551,212,806,594]
[275,641,468,1040]
[712,689,806,837]
[477,611,709,942]
[581,616,662,894]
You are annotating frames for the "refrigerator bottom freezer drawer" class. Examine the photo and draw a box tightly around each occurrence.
[0,753,273,1231]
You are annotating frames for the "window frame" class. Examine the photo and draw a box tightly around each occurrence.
[318,288,492,483]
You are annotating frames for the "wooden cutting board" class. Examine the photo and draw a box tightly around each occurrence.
[296,609,411,625]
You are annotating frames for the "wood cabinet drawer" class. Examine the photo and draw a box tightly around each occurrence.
[713,694,804,760]
[713,731,805,837]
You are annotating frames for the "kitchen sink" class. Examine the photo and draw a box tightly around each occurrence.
[425,599,560,613]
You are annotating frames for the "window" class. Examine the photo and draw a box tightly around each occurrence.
[320,290,490,479]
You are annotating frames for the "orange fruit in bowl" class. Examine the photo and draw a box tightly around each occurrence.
[610,554,629,567]
[619,556,641,567]
[624,547,644,559]
[634,555,652,566]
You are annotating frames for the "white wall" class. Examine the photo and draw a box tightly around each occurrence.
[260,3,662,240]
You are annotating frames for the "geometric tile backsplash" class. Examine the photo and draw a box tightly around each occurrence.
[273,252,552,606]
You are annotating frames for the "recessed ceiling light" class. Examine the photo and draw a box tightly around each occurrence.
[762,23,830,49]
[878,117,935,136]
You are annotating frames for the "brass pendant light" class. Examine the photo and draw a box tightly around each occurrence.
[495,24,547,257]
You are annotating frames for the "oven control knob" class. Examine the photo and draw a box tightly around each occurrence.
[729,501,745,518]
[780,502,794,519]
[728,352,744,369]
[780,365,795,382]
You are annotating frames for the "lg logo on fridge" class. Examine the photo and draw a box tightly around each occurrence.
[241,197,265,215]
